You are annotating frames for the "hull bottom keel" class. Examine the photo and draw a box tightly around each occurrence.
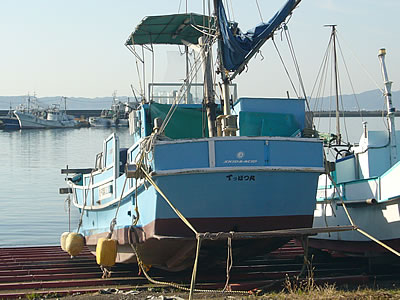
[82,218,355,271]
[308,238,400,257]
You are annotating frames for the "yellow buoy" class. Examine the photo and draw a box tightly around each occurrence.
[96,238,117,267]
[66,232,85,257]
[60,232,70,251]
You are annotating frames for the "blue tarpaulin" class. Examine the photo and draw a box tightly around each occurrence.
[217,0,296,72]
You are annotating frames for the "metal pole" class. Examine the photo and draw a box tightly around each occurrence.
[185,45,190,104]
[200,36,217,137]
[378,48,397,165]
[213,0,231,118]
[331,25,341,145]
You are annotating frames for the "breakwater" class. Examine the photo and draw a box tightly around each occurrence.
[0,110,396,118]
[313,111,391,117]
[0,110,103,117]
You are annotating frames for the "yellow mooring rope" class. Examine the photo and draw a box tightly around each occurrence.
[140,166,198,235]
[129,241,250,298]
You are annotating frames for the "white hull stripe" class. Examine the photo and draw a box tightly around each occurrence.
[152,166,325,177]
[155,135,322,145]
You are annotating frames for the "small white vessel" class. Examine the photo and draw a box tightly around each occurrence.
[14,96,78,129]
[89,93,132,128]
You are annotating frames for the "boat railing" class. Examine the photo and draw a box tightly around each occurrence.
[148,82,237,105]
[95,152,104,170]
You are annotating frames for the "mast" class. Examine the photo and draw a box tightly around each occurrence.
[63,96,67,112]
[213,0,230,118]
[185,45,190,104]
[213,0,238,137]
[184,2,190,104]
[200,36,217,137]
[327,25,342,145]
[378,48,397,165]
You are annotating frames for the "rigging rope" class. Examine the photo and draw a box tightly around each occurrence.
[135,58,144,100]
[229,0,235,22]
[140,165,198,235]
[255,0,264,23]
[129,241,249,298]
[283,26,310,110]
[64,194,71,233]
[77,170,94,233]
[127,158,248,298]
[309,35,333,111]
[336,31,384,93]
[222,235,234,291]
[336,38,364,121]
[272,38,300,99]
[107,176,128,239]
[157,35,218,136]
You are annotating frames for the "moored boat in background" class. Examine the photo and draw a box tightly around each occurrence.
[14,96,78,129]
[0,105,20,130]
[89,92,132,128]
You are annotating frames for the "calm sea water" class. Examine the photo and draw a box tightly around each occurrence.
[0,116,397,247]
[0,127,132,247]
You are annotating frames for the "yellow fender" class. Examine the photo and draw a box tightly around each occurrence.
[96,238,117,267]
[66,232,85,257]
[60,232,70,251]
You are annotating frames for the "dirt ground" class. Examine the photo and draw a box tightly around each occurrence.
[30,286,400,300]
[39,289,248,299]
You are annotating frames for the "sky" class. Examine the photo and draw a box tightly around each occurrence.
[1,0,400,99]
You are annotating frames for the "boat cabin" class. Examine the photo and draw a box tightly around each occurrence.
[129,84,308,143]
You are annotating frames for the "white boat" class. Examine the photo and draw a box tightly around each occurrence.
[310,27,400,257]
[89,93,132,128]
[14,96,78,129]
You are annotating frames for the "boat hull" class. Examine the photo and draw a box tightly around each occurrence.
[310,198,400,256]
[75,168,319,270]
[89,117,129,127]
[89,117,112,127]
[0,117,20,130]
[69,133,323,270]
[14,111,77,129]
[84,225,296,270]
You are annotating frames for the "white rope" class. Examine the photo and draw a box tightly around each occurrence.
[222,234,233,291]
[255,0,264,23]
[107,176,128,239]
[77,171,94,232]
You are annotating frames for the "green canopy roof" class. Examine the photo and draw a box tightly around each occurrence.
[125,13,213,46]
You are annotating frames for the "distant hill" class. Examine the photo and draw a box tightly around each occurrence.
[309,89,399,111]
[0,96,135,110]
[1,89,399,111]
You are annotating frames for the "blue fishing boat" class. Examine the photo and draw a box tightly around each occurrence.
[0,103,20,130]
[0,114,20,130]
[61,0,324,271]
